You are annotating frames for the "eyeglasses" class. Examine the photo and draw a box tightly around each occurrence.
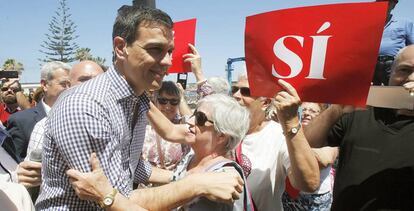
[157,97,180,106]
[302,107,321,115]
[231,86,251,97]
[192,110,214,127]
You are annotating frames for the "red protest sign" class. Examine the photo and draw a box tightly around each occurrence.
[245,2,387,106]
[168,18,197,73]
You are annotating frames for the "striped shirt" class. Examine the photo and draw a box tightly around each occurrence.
[36,66,152,210]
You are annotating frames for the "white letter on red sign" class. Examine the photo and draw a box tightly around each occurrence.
[272,22,332,80]
[307,22,331,79]
[272,35,304,78]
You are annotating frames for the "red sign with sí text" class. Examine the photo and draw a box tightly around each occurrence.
[245,2,387,106]
[168,18,197,73]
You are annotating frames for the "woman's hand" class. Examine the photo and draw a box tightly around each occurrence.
[66,153,113,202]
[273,79,301,126]
[183,43,204,82]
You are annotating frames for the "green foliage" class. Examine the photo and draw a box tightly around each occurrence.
[75,47,108,70]
[39,0,78,63]
[2,59,24,74]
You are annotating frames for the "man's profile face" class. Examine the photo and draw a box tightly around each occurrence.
[42,68,70,103]
[122,23,174,94]
[388,47,414,86]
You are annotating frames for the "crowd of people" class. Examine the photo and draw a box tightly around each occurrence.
[0,0,413,210]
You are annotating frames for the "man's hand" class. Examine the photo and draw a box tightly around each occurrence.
[17,160,42,187]
[183,43,204,82]
[188,170,244,204]
[312,146,339,169]
[66,153,112,202]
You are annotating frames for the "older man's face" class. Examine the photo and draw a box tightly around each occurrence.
[388,47,414,87]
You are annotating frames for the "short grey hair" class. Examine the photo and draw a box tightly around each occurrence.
[198,94,250,153]
[40,61,71,82]
[207,77,229,95]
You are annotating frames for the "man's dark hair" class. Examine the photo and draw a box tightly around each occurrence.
[156,81,181,98]
[113,6,173,45]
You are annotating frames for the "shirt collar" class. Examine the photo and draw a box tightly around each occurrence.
[107,66,150,107]
[41,99,51,115]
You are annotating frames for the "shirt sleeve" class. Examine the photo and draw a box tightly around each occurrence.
[48,93,112,175]
[327,112,351,147]
[280,141,291,172]
[25,118,46,161]
[133,158,152,184]
[405,20,414,45]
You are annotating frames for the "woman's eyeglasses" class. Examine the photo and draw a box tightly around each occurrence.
[231,86,251,97]
[157,97,180,106]
[192,110,214,127]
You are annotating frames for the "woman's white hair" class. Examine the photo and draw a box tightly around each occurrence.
[207,77,229,95]
[198,94,250,153]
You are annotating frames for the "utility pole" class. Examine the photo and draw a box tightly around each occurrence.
[132,0,156,8]
[226,57,245,92]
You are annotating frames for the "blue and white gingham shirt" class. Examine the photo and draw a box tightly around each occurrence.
[36,66,152,210]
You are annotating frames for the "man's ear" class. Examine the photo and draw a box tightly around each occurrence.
[261,98,272,111]
[40,79,47,92]
[113,36,128,60]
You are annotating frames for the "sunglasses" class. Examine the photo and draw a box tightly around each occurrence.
[192,110,214,127]
[157,97,180,106]
[231,86,251,97]
[0,86,18,93]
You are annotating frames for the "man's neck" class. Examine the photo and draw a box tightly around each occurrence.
[5,103,18,112]
[43,97,54,108]
[114,63,145,96]
[188,153,226,172]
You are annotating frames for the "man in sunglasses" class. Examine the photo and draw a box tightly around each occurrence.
[0,80,31,127]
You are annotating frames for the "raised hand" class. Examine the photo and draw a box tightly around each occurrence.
[273,79,301,125]
[183,43,204,82]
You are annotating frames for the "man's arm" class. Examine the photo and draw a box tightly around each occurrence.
[15,91,31,110]
[67,153,243,211]
[274,79,320,192]
[303,105,350,148]
[7,115,28,160]
[147,166,173,185]
[147,102,194,144]
[312,146,339,169]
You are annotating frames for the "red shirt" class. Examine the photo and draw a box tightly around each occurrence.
[0,103,20,126]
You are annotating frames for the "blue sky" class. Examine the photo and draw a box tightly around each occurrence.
[1,0,413,83]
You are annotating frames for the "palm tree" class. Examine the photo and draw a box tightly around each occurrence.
[75,48,92,61]
[2,59,24,74]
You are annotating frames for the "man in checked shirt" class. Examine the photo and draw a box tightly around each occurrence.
[37,6,243,210]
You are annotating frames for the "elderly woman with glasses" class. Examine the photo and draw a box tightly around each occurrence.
[66,94,253,210]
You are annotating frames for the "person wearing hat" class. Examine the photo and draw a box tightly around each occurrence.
[373,0,414,85]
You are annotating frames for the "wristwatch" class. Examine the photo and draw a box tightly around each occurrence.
[99,188,118,208]
[284,123,301,137]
